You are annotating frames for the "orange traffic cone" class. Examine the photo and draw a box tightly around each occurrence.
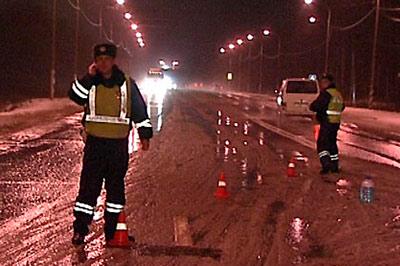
[313,124,320,141]
[287,159,297,177]
[106,211,130,248]
[215,172,229,199]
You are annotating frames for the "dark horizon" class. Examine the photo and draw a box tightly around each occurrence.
[0,0,399,108]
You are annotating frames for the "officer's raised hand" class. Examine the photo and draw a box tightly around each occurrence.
[88,62,97,76]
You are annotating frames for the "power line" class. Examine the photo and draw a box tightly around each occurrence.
[333,7,376,31]
[383,14,400,23]
[381,7,400,12]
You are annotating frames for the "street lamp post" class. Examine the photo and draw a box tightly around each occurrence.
[368,0,381,108]
[74,0,80,79]
[49,0,57,99]
[305,0,331,73]
[246,34,254,92]
[325,8,332,73]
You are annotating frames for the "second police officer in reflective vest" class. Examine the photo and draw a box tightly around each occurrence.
[68,43,153,245]
[310,74,345,175]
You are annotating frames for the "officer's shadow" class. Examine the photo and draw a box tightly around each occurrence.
[134,243,222,260]
[70,242,222,264]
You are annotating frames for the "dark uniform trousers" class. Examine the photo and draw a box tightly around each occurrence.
[73,135,129,240]
[317,123,340,171]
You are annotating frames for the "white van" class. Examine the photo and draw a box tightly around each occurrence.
[276,78,319,116]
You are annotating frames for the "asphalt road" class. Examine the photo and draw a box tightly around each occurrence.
[0,89,400,265]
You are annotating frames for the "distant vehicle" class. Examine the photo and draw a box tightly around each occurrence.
[147,67,164,79]
[276,78,319,116]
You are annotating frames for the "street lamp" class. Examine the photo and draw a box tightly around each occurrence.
[303,0,332,73]
[139,42,145,48]
[135,32,142,38]
[308,16,317,24]
[236,39,244,46]
[228,43,235,50]
[130,23,138,31]
[262,29,271,36]
[246,34,254,41]
[137,37,143,43]
[124,12,132,20]
[116,0,125,5]
[219,47,226,54]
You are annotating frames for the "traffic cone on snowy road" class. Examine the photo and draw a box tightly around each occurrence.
[106,211,132,248]
[215,172,229,199]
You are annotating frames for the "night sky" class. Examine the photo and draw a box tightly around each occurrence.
[0,0,399,105]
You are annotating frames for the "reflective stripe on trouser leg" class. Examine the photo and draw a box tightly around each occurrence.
[106,202,124,214]
[74,202,94,215]
[330,154,339,161]
[319,151,330,159]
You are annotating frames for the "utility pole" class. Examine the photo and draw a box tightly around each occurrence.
[368,0,381,108]
[324,8,332,73]
[74,0,80,79]
[258,42,264,93]
[247,45,252,92]
[276,38,282,91]
[351,49,356,105]
[99,4,103,40]
[49,0,57,99]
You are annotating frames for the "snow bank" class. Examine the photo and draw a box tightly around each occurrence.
[0,98,80,134]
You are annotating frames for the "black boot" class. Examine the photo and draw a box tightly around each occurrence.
[331,161,340,173]
[72,232,85,246]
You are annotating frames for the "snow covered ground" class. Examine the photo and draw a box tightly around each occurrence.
[0,90,400,265]
[0,98,81,135]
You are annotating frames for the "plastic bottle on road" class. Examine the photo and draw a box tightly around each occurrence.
[360,176,375,203]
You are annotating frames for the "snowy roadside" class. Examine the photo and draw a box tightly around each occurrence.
[226,91,400,141]
[0,98,81,136]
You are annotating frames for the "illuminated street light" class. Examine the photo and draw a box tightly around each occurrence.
[219,47,226,54]
[304,0,313,4]
[228,43,235,50]
[116,0,125,5]
[172,60,179,66]
[139,42,145,48]
[137,37,144,43]
[263,29,271,36]
[308,16,317,24]
[159,59,166,66]
[246,34,254,41]
[130,23,138,31]
[236,39,244,46]
[136,32,142,38]
[124,12,132,20]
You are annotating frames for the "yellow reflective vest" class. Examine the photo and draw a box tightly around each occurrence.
[326,88,344,124]
[85,76,132,139]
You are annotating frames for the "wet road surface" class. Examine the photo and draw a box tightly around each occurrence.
[1,90,400,265]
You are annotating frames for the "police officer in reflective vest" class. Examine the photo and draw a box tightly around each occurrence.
[68,43,153,245]
[310,74,345,174]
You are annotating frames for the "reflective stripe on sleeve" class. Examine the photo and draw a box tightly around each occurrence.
[326,110,342,115]
[135,119,152,129]
[75,80,90,94]
[72,83,88,99]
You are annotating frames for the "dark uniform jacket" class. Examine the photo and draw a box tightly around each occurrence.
[68,66,153,140]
